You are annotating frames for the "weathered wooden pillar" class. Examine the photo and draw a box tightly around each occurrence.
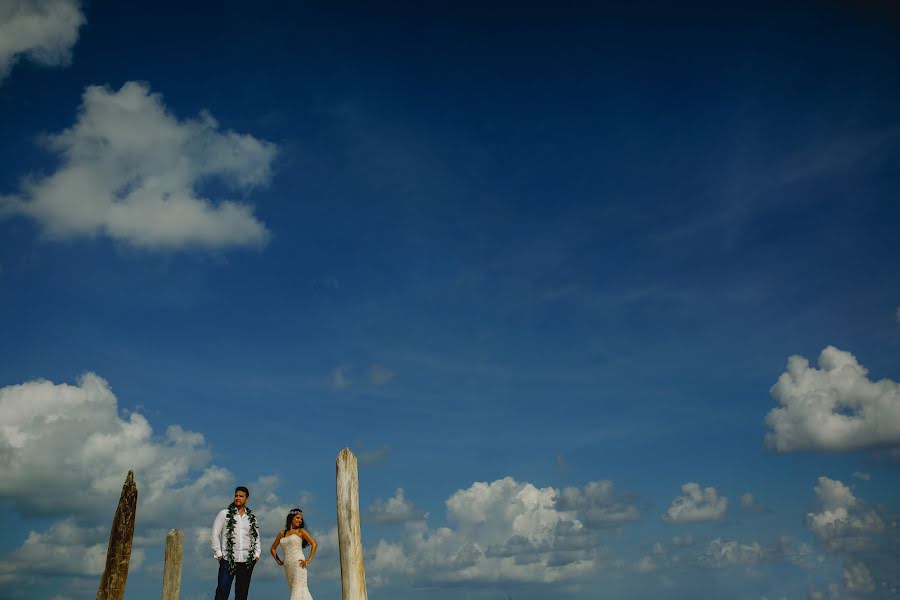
[97,470,138,600]
[161,529,184,600]
[336,448,367,600]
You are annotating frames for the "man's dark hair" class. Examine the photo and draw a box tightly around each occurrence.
[235,486,250,497]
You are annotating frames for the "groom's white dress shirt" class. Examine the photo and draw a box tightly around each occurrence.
[211,509,261,562]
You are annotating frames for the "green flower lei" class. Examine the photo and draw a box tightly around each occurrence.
[224,502,259,574]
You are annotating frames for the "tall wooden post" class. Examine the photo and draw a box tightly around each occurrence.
[336,448,367,600]
[161,529,184,600]
[97,470,138,600]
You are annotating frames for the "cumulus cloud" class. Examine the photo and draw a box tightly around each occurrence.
[0,519,143,581]
[0,372,226,520]
[663,482,728,524]
[843,562,875,594]
[697,538,763,568]
[764,346,900,452]
[0,0,84,82]
[556,480,640,527]
[365,477,624,586]
[806,477,884,552]
[0,372,315,586]
[0,82,276,250]
[366,488,427,524]
[852,472,871,481]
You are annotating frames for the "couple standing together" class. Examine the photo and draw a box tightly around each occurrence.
[211,486,319,600]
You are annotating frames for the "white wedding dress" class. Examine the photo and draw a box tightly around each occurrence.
[280,534,314,600]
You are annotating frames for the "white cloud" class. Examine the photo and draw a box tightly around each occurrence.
[663,482,728,524]
[369,364,395,386]
[806,477,884,552]
[0,519,144,580]
[1,81,275,250]
[366,488,426,524]
[697,538,763,568]
[739,492,766,513]
[332,365,351,390]
[852,471,871,481]
[843,562,875,594]
[765,346,900,452]
[0,372,310,585]
[365,477,617,586]
[773,535,819,569]
[0,0,84,82]
[556,480,640,527]
[0,372,228,520]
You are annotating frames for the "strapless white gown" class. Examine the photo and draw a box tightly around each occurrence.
[280,535,313,600]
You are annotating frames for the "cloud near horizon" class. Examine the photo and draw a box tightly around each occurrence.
[0,372,237,522]
[366,476,640,586]
[366,488,427,524]
[806,476,884,553]
[0,81,276,250]
[0,0,85,83]
[0,372,316,585]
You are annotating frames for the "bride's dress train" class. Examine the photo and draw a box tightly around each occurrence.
[280,534,314,600]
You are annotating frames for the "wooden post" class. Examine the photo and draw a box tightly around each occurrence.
[336,448,367,600]
[161,529,184,600]
[97,470,138,600]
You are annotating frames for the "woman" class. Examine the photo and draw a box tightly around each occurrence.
[270,508,318,600]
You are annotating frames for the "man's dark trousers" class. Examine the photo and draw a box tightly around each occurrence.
[214,559,254,600]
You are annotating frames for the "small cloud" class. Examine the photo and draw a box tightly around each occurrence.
[806,477,884,552]
[663,483,727,524]
[332,365,351,390]
[697,538,764,568]
[369,364,395,386]
[365,488,427,524]
[556,480,640,527]
[0,0,85,83]
[852,472,871,481]
[555,453,572,473]
[896,307,900,324]
[843,562,875,594]
[739,492,766,513]
[358,445,390,466]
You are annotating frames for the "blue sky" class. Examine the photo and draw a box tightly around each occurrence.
[1,1,899,599]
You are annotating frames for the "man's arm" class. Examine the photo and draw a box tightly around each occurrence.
[253,520,262,560]
[211,510,226,559]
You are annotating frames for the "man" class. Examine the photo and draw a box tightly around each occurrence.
[211,486,261,600]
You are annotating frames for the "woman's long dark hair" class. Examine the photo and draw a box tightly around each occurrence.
[283,508,310,548]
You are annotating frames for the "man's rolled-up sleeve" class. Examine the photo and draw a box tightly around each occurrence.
[211,510,226,559]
